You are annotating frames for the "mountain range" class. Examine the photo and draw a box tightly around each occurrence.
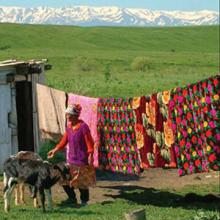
[0,6,219,26]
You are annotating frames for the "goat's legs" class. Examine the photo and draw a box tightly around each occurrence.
[15,183,25,205]
[3,172,8,188]
[19,183,25,204]
[33,197,39,208]
[32,186,39,208]
[45,189,53,211]
[4,177,17,212]
[39,187,46,212]
[15,184,19,205]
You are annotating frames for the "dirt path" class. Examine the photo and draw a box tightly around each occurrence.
[89,169,219,204]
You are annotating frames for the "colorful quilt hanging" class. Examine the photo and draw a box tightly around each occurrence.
[97,97,140,175]
[169,75,220,176]
[132,92,176,168]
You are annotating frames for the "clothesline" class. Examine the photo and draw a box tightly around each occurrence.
[36,74,220,176]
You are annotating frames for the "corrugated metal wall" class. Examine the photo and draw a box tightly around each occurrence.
[0,84,12,173]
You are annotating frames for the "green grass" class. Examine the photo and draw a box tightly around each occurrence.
[0,23,219,97]
[0,182,219,220]
[0,23,219,219]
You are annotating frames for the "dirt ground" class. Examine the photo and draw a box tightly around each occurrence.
[0,168,219,205]
[89,168,220,204]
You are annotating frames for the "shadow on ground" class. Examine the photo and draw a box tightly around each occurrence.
[99,185,220,211]
[96,169,140,181]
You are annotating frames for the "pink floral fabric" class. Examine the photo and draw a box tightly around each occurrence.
[68,94,100,167]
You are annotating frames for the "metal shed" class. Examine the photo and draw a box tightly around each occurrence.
[0,59,51,173]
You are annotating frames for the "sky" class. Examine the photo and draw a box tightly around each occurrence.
[0,0,219,11]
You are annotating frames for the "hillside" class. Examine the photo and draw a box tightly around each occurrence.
[0,23,219,97]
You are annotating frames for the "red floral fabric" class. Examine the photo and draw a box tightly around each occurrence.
[132,93,176,168]
[132,97,149,168]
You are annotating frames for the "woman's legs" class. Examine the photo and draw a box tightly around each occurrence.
[79,188,89,204]
[62,186,89,205]
[62,185,77,203]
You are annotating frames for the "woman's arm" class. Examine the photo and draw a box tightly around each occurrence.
[47,132,68,159]
[84,131,94,165]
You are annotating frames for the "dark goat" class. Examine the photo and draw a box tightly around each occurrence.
[52,162,72,185]
[12,151,43,206]
[3,158,60,212]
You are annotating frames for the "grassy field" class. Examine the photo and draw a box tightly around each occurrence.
[0,23,219,97]
[0,23,219,219]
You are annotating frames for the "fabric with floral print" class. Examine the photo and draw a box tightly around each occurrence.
[169,75,220,176]
[68,94,100,167]
[132,97,149,168]
[157,91,176,167]
[132,93,176,168]
[97,97,140,175]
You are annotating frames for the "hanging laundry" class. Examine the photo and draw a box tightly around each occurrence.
[200,76,220,171]
[36,84,66,140]
[97,97,140,175]
[132,96,151,169]
[132,92,176,169]
[169,75,220,176]
[145,93,175,167]
[68,94,100,167]
[156,91,176,167]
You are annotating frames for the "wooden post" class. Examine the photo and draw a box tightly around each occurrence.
[124,208,146,220]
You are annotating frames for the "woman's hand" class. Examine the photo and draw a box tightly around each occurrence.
[88,153,94,166]
[47,149,56,159]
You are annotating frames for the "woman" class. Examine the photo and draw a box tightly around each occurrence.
[47,104,94,206]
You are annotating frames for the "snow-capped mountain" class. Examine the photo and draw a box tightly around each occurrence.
[0,6,219,26]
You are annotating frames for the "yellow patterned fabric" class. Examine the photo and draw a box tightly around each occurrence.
[68,165,96,189]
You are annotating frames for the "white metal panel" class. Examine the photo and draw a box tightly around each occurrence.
[0,85,11,144]
[0,75,7,85]
[0,84,11,173]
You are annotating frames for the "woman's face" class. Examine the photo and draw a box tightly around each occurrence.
[66,113,78,122]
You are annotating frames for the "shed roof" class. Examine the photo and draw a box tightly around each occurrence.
[0,59,48,67]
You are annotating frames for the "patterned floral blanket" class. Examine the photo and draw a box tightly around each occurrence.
[132,92,176,169]
[97,97,140,175]
[169,75,220,176]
